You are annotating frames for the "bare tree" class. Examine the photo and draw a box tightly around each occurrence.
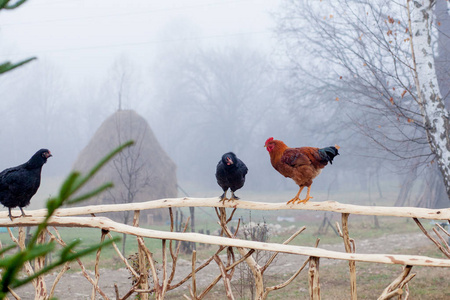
[152,46,283,188]
[104,56,153,254]
[408,0,450,199]
[103,55,145,112]
[108,119,151,254]
[275,0,450,202]
[435,0,450,108]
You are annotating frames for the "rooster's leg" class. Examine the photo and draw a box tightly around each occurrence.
[297,186,313,204]
[19,207,31,218]
[219,191,228,203]
[286,186,305,205]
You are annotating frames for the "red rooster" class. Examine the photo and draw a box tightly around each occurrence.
[264,137,339,204]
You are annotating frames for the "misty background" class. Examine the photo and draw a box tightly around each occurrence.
[0,0,442,210]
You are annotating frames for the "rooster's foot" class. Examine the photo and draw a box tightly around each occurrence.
[296,196,313,204]
[286,197,299,205]
[286,196,313,205]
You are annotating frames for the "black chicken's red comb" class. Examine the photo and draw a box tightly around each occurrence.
[265,137,274,145]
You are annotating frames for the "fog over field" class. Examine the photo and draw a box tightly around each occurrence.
[1,0,449,209]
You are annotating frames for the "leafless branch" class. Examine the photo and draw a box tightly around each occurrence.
[413,218,450,258]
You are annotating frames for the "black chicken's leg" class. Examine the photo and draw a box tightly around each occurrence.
[19,207,31,218]
[8,208,14,221]
[219,191,228,203]
[229,191,240,201]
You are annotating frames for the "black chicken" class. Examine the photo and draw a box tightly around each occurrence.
[215,152,248,203]
[0,149,52,220]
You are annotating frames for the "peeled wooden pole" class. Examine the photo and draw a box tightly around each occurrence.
[133,211,150,300]
[8,227,47,299]
[45,228,109,298]
[341,214,357,300]
[3,216,450,268]
[378,265,415,300]
[215,207,264,299]
[308,256,320,300]
[34,231,48,300]
[8,198,449,220]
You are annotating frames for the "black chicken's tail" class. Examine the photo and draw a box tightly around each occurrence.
[318,146,340,165]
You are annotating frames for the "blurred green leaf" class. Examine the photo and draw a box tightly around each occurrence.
[66,182,114,205]
[0,58,36,75]
[1,0,28,9]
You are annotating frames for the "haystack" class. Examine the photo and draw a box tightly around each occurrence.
[72,109,177,223]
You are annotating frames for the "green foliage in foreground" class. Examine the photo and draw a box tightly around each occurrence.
[0,0,36,75]
[0,141,134,298]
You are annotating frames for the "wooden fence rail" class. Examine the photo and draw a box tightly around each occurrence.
[1,215,449,267]
[1,197,448,220]
[1,198,449,300]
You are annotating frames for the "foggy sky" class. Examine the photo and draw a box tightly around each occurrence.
[0,0,406,210]
[0,0,286,208]
[0,0,279,81]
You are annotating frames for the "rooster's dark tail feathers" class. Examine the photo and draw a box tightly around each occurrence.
[318,146,339,164]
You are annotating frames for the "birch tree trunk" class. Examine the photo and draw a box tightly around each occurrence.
[409,0,450,199]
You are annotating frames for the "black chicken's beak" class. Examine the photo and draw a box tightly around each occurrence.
[47,152,52,158]
[226,157,233,165]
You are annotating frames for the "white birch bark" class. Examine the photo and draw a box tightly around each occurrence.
[409,0,450,199]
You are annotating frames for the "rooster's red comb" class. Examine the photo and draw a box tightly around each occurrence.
[265,137,274,145]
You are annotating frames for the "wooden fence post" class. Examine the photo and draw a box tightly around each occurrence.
[341,213,357,300]
[134,210,150,300]
[308,256,320,300]
[34,230,48,300]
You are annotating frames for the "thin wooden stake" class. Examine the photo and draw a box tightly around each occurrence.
[413,218,450,258]
[432,227,450,253]
[213,255,234,300]
[261,226,306,274]
[0,240,19,300]
[341,213,357,300]
[134,210,150,300]
[378,265,415,300]
[161,239,168,296]
[436,223,450,237]
[106,231,139,278]
[169,245,227,293]
[7,287,20,300]
[191,250,197,299]
[34,230,48,300]
[46,228,109,299]
[48,263,70,299]
[263,237,319,299]
[91,229,107,300]
[116,273,145,300]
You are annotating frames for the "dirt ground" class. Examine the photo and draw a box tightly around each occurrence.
[12,231,440,299]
